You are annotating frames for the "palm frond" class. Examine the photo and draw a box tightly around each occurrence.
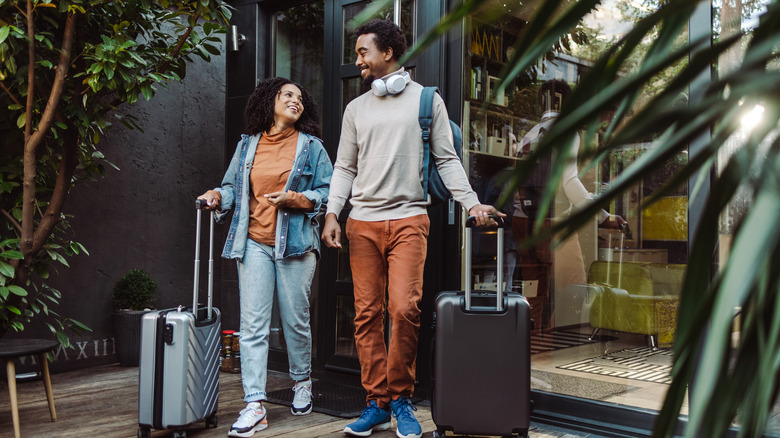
[406,0,780,435]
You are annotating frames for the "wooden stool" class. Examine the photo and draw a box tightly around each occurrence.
[0,339,59,438]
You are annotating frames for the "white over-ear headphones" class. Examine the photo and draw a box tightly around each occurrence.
[371,72,411,96]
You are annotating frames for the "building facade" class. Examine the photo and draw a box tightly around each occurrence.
[25,0,767,435]
[219,0,745,435]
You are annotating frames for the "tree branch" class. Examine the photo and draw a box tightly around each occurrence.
[32,126,78,253]
[155,12,199,75]
[22,10,78,262]
[27,12,78,153]
[23,0,34,145]
[13,2,26,17]
[1,209,22,233]
[0,81,23,108]
[21,0,37,258]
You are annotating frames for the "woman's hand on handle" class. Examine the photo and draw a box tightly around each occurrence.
[197,190,221,211]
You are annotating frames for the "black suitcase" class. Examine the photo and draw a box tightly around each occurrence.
[432,216,532,438]
[138,200,221,438]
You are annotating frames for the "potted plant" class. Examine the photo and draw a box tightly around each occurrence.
[111,269,157,366]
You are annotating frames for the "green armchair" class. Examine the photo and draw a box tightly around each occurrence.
[587,261,685,349]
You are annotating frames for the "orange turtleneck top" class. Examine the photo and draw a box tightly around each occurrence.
[248,128,314,245]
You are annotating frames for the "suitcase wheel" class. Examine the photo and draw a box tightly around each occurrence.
[173,430,186,438]
[433,429,445,438]
[137,426,150,438]
[206,413,218,429]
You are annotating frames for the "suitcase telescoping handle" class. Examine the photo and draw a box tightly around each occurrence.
[465,215,504,312]
[194,199,215,320]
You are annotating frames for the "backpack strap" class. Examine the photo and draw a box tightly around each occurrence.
[419,86,438,196]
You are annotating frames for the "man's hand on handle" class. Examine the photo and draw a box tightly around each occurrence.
[468,204,506,227]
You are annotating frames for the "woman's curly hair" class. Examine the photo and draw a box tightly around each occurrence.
[243,77,321,137]
[354,19,407,61]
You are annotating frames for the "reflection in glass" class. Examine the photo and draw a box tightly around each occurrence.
[276,2,325,122]
[342,77,365,114]
[463,1,689,413]
[335,295,357,357]
[269,2,325,357]
[714,0,768,242]
[342,0,415,65]
[714,0,777,430]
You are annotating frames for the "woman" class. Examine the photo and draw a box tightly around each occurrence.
[198,77,332,437]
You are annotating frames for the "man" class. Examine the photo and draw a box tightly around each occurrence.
[321,19,503,438]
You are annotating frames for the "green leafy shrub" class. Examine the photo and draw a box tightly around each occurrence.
[0,0,230,340]
[112,269,157,311]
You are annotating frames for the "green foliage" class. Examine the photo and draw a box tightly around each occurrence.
[0,0,230,341]
[112,268,156,311]
[0,233,90,348]
[406,0,779,436]
[0,213,90,345]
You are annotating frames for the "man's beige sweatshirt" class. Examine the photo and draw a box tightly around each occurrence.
[327,72,480,221]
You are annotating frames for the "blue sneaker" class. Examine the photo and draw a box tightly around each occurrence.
[344,400,392,437]
[390,397,422,438]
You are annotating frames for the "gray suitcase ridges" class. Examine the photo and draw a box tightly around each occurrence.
[138,309,221,430]
[183,311,221,421]
[165,310,221,427]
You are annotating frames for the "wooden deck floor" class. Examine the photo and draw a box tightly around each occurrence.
[0,364,590,438]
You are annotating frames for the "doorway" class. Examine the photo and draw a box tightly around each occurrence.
[228,0,456,399]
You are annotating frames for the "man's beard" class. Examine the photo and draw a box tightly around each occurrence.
[362,74,376,88]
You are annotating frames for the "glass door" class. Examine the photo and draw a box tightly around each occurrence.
[321,0,415,373]
[461,3,690,413]
[266,1,326,359]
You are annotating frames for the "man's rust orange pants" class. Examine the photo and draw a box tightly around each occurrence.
[346,214,430,408]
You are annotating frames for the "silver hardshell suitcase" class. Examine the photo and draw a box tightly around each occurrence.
[432,217,532,438]
[138,200,221,438]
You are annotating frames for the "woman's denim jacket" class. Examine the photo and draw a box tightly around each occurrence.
[214,132,333,261]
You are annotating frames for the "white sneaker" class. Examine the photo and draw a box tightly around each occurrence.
[291,379,313,415]
[228,402,268,437]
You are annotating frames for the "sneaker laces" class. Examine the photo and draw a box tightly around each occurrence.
[235,402,264,427]
[393,398,417,422]
[359,403,384,420]
[292,382,312,402]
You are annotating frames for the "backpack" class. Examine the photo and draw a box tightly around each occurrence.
[418,86,463,205]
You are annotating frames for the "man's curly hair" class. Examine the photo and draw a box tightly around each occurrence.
[354,19,407,61]
[243,77,321,137]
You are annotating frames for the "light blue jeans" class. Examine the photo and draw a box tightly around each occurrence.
[238,239,315,403]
